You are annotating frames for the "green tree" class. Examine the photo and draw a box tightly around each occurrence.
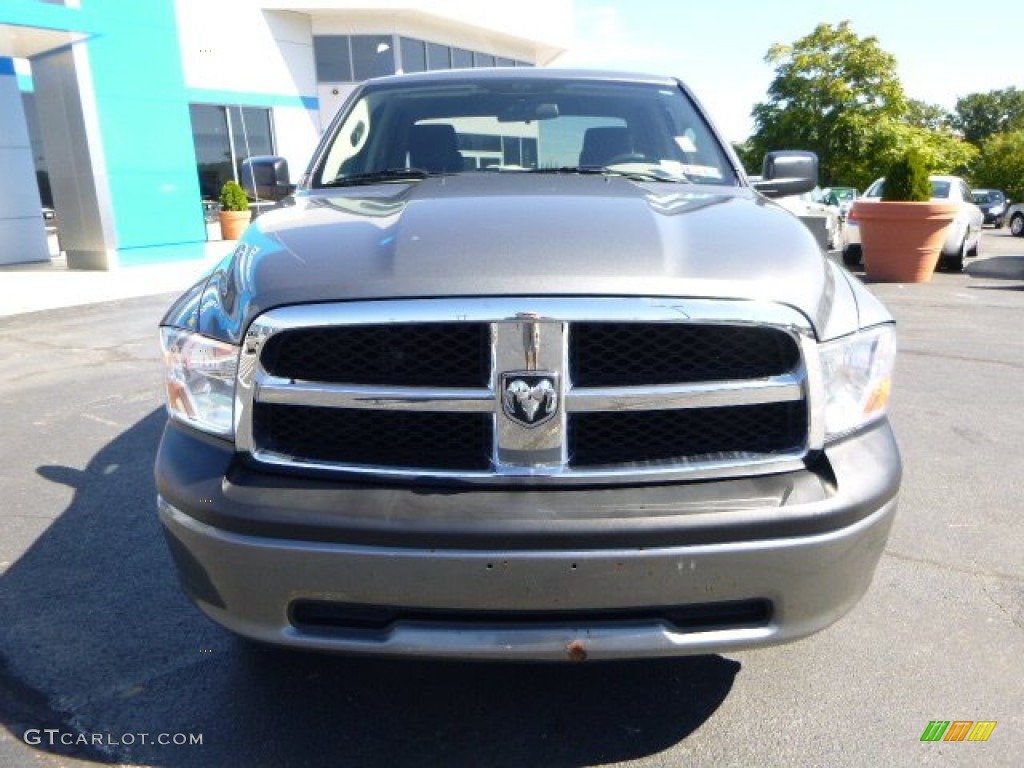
[748,21,906,187]
[970,130,1024,202]
[730,140,759,175]
[905,99,949,132]
[951,88,1024,147]
[861,118,977,182]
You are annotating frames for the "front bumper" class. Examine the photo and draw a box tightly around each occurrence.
[156,420,900,660]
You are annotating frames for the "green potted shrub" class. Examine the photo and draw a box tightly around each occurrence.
[218,179,251,240]
[854,150,957,282]
[883,151,932,203]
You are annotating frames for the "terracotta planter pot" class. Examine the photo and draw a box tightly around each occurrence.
[219,210,252,240]
[853,200,958,283]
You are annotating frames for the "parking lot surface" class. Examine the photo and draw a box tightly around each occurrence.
[1,231,1021,767]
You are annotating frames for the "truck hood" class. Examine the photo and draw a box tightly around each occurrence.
[184,174,852,342]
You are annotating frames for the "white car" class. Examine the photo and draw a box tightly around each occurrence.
[824,186,859,219]
[843,175,984,272]
[775,186,842,251]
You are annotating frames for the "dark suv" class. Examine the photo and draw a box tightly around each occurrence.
[156,70,900,661]
[972,188,1008,227]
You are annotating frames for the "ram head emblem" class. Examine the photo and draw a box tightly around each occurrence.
[501,373,559,428]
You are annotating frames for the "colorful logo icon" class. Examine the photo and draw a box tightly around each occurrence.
[920,721,996,742]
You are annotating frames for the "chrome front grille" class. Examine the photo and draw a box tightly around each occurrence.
[235,298,822,485]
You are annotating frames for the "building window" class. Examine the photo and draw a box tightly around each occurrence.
[400,37,426,73]
[351,35,395,80]
[451,47,473,69]
[315,34,527,80]
[313,35,353,81]
[189,104,274,200]
[427,42,450,70]
[20,92,52,207]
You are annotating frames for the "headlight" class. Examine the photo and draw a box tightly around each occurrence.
[160,327,239,437]
[819,325,896,440]
[990,204,1005,215]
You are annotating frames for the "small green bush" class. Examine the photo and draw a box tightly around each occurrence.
[219,180,250,212]
[882,151,931,202]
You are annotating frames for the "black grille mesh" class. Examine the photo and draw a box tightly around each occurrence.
[253,404,492,471]
[569,402,807,467]
[260,323,490,387]
[571,323,799,386]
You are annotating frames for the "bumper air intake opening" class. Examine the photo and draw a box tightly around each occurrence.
[289,599,773,636]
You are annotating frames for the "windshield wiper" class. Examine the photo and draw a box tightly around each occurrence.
[526,166,690,183]
[322,168,433,187]
[527,166,612,176]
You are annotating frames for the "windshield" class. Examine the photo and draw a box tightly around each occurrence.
[866,179,951,199]
[311,76,737,188]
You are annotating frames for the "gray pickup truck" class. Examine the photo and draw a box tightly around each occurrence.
[157,69,900,661]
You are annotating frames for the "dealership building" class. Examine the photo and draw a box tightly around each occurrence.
[0,0,569,269]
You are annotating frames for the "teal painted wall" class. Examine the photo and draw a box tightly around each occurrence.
[81,0,206,256]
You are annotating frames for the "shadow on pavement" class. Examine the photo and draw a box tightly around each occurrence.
[965,255,1024,280]
[0,409,740,767]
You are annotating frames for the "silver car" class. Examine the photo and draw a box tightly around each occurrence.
[157,69,900,661]
[844,175,984,271]
[1004,202,1024,236]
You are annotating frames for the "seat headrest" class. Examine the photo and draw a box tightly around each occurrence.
[579,126,632,167]
[409,124,463,173]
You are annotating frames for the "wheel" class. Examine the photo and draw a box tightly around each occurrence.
[942,235,968,272]
[842,244,861,266]
[968,233,979,258]
[1010,213,1024,237]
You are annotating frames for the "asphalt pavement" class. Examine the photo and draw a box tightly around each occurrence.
[0,231,1022,767]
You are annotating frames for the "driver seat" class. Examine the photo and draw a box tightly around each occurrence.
[579,126,632,167]
[409,124,464,173]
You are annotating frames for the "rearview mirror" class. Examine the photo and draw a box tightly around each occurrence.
[497,101,559,123]
[753,151,818,199]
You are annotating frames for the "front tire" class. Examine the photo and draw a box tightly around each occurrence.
[941,235,968,272]
[1011,214,1024,237]
[842,244,862,266]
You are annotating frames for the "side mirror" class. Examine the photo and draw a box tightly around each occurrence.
[753,151,818,199]
[239,156,294,202]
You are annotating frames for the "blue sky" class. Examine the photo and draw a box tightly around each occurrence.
[557,0,1022,142]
